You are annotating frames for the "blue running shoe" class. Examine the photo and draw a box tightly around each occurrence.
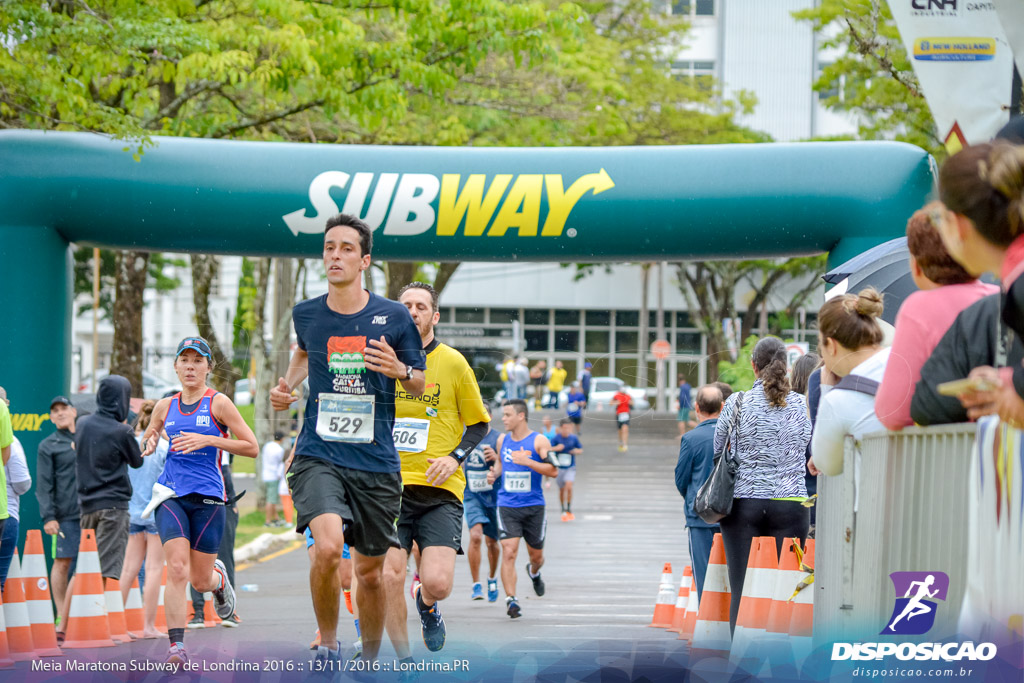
[470,583,484,600]
[415,585,446,652]
[506,596,521,619]
[487,578,499,603]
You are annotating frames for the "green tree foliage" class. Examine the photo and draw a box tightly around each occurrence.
[792,0,941,156]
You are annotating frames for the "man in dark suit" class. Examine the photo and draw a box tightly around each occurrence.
[674,384,723,600]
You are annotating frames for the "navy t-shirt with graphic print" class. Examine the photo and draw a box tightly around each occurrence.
[292,292,426,473]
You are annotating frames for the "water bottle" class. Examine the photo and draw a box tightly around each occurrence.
[240,584,259,592]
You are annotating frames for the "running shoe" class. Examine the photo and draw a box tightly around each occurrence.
[351,638,362,660]
[528,564,545,596]
[560,511,569,522]
[506,596,521,619]
[470,583,484,600]
[166,642,188,667]
[211,559,236,619]
[565,511,575,521]
[187,614,205,629]
[414,585,446,652]
[487,579,498,603]
[221,613,241,628]
[309,628,321,650]
[618,444,626,452]
[314,641,341,669]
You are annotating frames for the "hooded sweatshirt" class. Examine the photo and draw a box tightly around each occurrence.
[74,375,143,515]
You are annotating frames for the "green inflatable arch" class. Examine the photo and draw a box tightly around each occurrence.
[0,130,935,537]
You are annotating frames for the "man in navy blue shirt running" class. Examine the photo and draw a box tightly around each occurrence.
[271,214,426,665]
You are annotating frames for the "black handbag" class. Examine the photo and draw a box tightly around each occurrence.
[694,392,744,524]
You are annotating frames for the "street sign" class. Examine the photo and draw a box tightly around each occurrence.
[651,339,671,360]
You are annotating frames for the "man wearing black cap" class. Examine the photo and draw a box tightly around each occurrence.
[36,395,80,640]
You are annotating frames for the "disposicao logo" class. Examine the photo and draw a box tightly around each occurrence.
[913,37,995,61]
[883,571,949,636]
[282,169,615,238]
[831,570,998,662]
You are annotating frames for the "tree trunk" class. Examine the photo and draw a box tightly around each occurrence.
[385,262,417,299]
[190,254,242,399]
[110,250,149,397]
[433,263,460,296]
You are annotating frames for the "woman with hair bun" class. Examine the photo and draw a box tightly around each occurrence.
[933,142,1024,424]
[807,288,887,477]
[712,336,811,634]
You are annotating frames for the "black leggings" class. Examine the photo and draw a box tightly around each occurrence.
[719,498,809,633]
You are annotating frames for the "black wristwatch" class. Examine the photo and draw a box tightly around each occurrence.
[448,448,467,464]
[404,364,415,381]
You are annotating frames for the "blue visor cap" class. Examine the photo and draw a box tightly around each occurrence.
[176,337,212,359]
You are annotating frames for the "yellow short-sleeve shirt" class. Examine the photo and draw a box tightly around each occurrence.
[395,343,490,501]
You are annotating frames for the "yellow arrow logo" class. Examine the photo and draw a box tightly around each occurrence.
[541,168,615,236]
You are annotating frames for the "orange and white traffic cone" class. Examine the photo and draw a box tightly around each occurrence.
[124,578,145,638]
[154,566,168,632]
[648,562,675,628]
[690,533,732,660]
[61,529,116,649]
[19,531,62,657]
[679,577,700,643]
[756,537,805,678]
[104,578,132,643]
[2,551,37,660]
[730,536,778,667]
[667,566,693,634]
[281,493,294,525]
[788,539,815,667]
[0,590,17,669]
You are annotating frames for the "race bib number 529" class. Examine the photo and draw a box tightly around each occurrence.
[316,393,375,443]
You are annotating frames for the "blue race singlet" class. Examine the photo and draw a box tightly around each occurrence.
[158,388,228,500]
[496,431,545,508]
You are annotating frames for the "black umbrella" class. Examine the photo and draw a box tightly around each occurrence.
[823,238,913,326]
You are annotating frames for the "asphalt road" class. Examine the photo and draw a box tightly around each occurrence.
[3,409,706,683]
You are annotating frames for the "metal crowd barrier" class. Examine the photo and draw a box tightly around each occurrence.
[813,423,978,644]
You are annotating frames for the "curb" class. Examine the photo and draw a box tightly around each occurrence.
[235,527,299,565]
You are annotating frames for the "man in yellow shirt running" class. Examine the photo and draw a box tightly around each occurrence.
[383,282,490,659]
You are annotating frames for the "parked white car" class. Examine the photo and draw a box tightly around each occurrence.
[234,378,252,406]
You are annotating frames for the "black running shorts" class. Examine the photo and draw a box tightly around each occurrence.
[497,505,546,549]
[396,485,464,553]
[288,454,402,557]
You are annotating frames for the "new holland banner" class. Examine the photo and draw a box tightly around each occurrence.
[889,0,1014,153]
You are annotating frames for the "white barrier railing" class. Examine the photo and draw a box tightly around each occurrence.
[813,423,979,644]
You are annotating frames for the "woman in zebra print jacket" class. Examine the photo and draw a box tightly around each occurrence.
[713,336,812,634]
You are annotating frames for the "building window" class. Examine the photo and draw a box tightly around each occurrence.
[615,331,639,353]
[524,329,548,351]
[615,310,639,327]
[670,0,714,16]
[455,307,484,323]
[554,309,580,326]
[670,61,715,91]
[554,329,580,352]
[490,308,519,323]
[585,330,610,353]
[524,309,550,326]
[585,310,611,327]
[816,61,842,102]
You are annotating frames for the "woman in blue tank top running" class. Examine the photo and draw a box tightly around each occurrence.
[141,337,259,666]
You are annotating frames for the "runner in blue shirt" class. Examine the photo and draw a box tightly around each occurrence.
[142,337,259,666]
[462,427,501,602]
[487,399,557,618]
[550,418,583,522]
[270,214,426,665]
